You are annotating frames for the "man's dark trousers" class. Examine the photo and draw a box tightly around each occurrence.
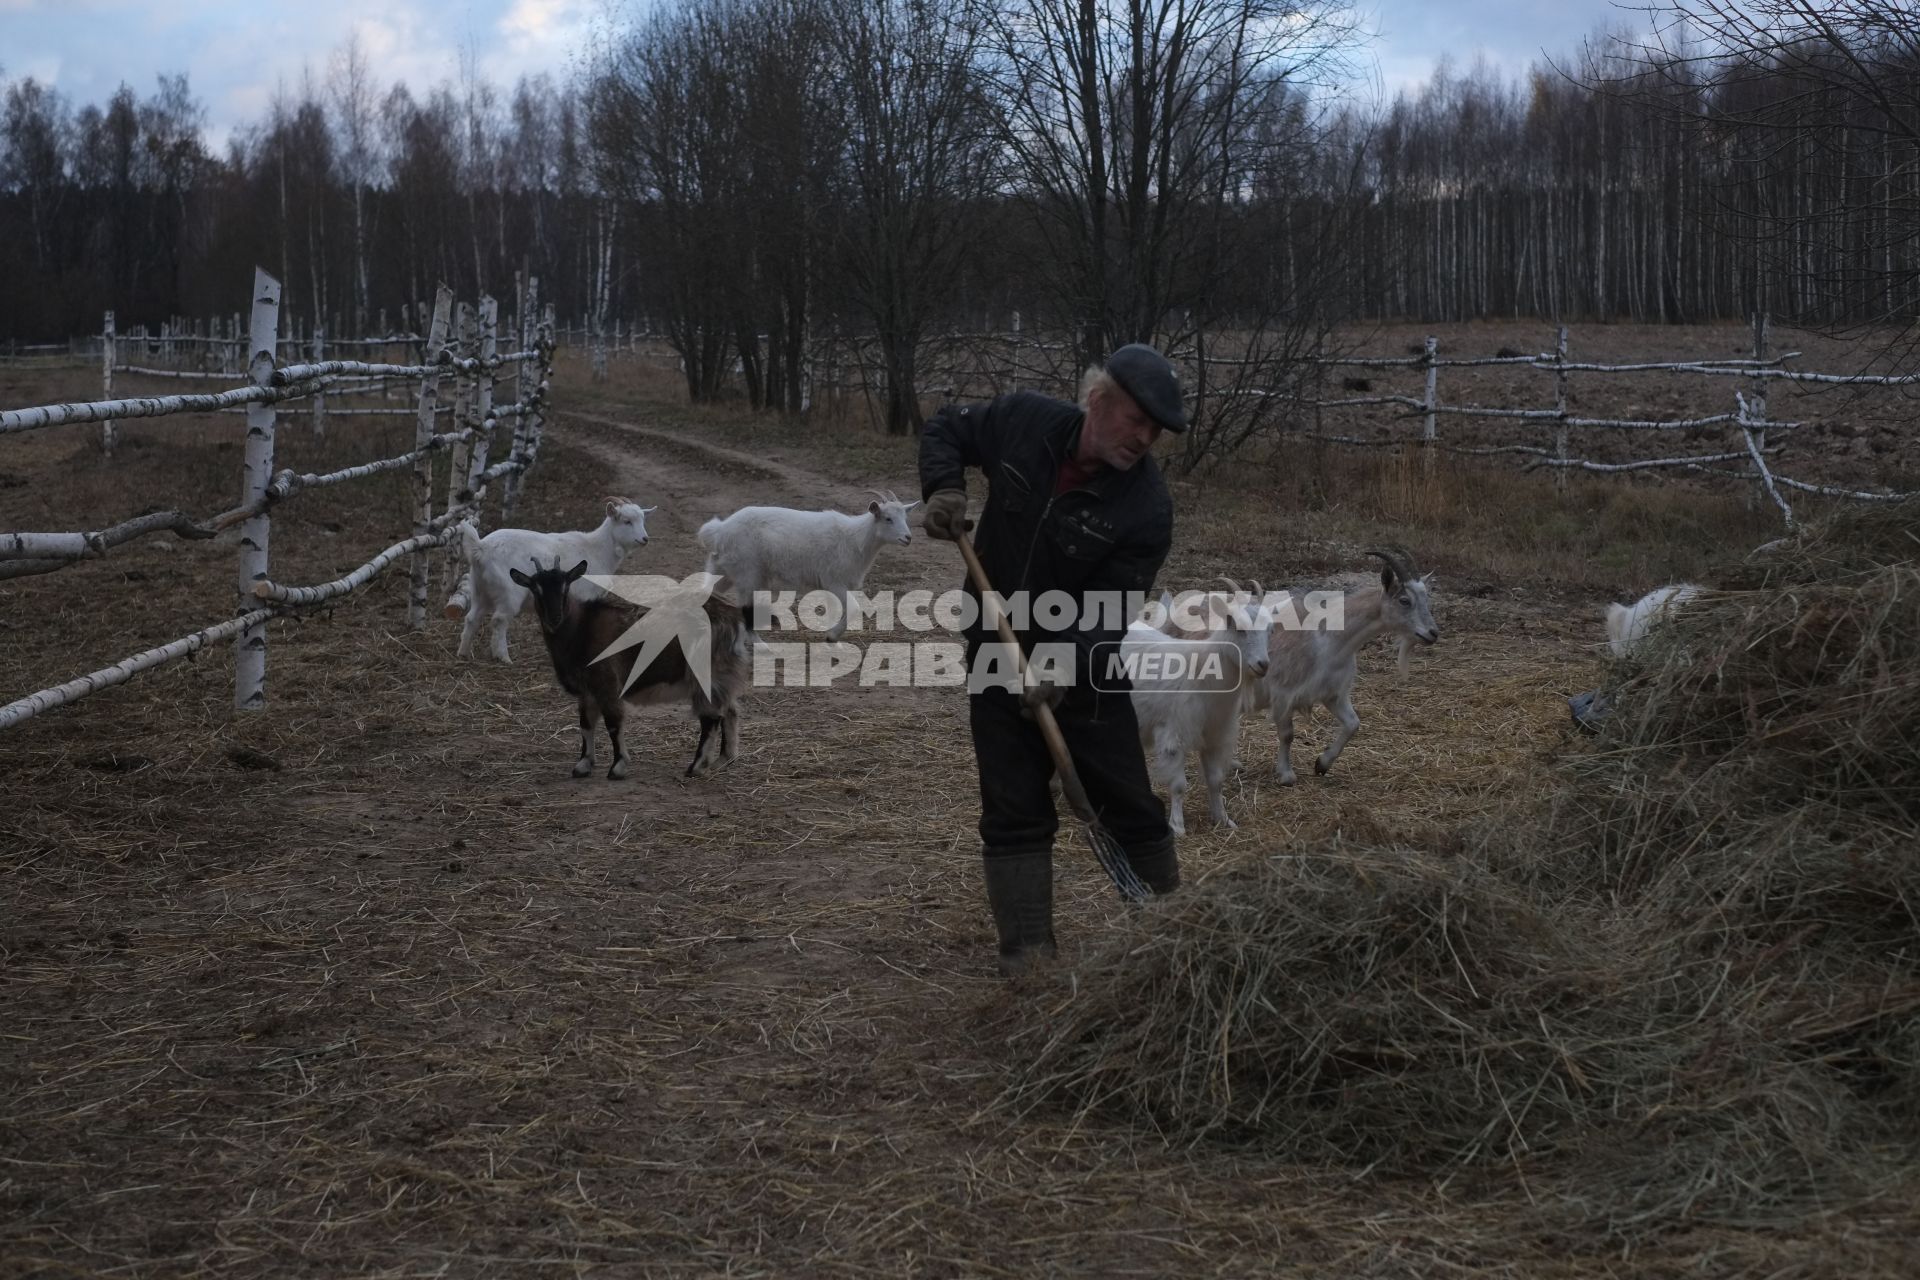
[968,684,1171,856]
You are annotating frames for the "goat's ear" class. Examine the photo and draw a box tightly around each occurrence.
[868,501,882,516]
[509,567,533,588]
[905,500,921,512]
[606,498,620,517]
[566,560,589,582]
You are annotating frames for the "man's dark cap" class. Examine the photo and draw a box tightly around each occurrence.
[1104,343,1188,432]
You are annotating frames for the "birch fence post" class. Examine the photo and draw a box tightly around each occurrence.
[1421,335,1439,452]
[503,276,539,521]
[1748,312,1770,512]
[235,268,283,713]
[474,295,497,499]
[310,328,327,440]
[100,311,115,457]
[442,299,478,588]
[408,287,455,630]
[1553,325,1571,492]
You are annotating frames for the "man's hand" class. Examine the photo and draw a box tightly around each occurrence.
[922,489,972,542]
[1019,673,1067,720]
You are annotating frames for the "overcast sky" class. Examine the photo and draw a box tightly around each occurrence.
[0,0,1635,150]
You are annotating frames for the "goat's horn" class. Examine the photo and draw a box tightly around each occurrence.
[1364,547,1418,584]
[1218,575,1243,596]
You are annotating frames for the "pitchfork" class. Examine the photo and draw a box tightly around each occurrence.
[954,531,1152,904]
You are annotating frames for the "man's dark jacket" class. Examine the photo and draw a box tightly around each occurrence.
[919,391,1175,701]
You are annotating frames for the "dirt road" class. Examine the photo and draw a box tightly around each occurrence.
[5,399,1886,1277]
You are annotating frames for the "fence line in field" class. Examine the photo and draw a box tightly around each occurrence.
[0,267,556,732]
[789,316,1913,526]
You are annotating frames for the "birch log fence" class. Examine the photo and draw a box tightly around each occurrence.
[0,267,557,732]
[540,315,1917,524]
[785,319,1918,526]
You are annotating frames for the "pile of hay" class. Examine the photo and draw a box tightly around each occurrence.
[1002,500,1920,1236]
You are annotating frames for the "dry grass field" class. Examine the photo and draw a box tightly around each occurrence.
[2,332,1915,1277]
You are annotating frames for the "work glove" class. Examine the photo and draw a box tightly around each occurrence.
[922,488,972,542]
[1019,673,1067,720]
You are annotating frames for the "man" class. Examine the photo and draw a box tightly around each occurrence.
[920,343,1185,975]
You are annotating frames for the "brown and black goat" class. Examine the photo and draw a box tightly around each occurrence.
[508,558,751,779]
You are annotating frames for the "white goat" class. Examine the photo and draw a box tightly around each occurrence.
[1605,583,1700,658]
[457,497,655,663]
[1126,583,1275,834]
[697,490,918,640]
[1251,548,1439,784]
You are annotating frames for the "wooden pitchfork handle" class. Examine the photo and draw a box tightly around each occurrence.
[954,531,1101,827]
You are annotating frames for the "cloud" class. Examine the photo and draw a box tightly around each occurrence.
[11,55,63,86]
[487,0,596,85]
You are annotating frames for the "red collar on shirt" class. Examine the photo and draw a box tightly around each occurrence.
[1054,447,1102,495]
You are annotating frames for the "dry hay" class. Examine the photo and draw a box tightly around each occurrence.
[999,498,1920,1242]
[9,368,1917,1272]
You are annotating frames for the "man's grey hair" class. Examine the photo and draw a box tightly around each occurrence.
[1078,364,1122,409]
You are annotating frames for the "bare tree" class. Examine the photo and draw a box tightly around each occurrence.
[329,33,380,333]
[2,78,71,278]
[984,0,1363,369]
[588,0,749,400]
[825,0,999,433]
[1614,0,1920,348]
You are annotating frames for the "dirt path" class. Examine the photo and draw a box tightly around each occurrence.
[10,401,1885,1276]
[555,407,957,600]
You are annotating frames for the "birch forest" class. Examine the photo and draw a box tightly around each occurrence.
[3,0,1916,398]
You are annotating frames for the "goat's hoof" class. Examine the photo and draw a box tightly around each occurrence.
[1313,760,1332,777]
[1215,815,1237,831]
[607,760,630,780]
[1275,771,1297,786]
[572,759,594,778]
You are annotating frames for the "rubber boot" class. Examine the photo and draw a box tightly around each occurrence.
[982,848,1057,977]
[1126,834,1180,896]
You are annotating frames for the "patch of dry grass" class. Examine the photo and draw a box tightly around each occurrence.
[6,359,1917,1275]
[997,498,1920,1247]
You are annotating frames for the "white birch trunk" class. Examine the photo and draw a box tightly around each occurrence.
[409,287,456,630]
[443,300,476,592]
[1553,325,1570,494]
[260,531,454,607]
[1748,313,1770,513]
[502,276,539,520]
[310,329,326,439]
[0,607,278,732]
[235,268,282,713]
[101,311,116,457]
[1421,335,1438,448]
[1738,392,1793,527]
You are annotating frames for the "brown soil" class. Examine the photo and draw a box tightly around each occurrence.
[1,354,1911,1276]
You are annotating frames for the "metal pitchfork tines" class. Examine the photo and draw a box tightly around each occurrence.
[953,531,1151,904]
